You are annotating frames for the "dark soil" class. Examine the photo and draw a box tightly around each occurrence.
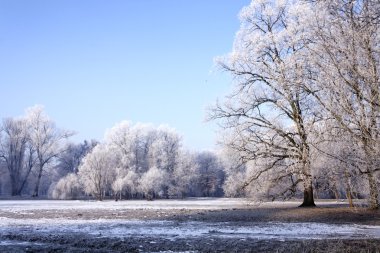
[1,234,380,253]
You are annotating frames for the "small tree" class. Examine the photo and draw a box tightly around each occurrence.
[78,145,116,200]
[139,166,166,200]
[51,173,82,200]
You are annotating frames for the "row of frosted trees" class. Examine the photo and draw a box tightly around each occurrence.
[0,104,377,205]
[0,108,225,200]
[51,121,225,200]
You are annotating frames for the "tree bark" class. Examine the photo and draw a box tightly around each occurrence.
[367,171,379,210]
[364,147,379,210]
[299,175,316,207]
[32,165,43,197]
[10,175,20,196]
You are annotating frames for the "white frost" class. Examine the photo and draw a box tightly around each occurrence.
[0,199,376,241]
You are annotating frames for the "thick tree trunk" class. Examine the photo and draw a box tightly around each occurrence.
[11,187,20,196]
[367,172,379,210]
[10,175,20,196]
[363,147,379,210]
[11,168,33,196]
[299,173,316,207]
[300,183,316,207]
[299,146,316,207]
[18,173,30,196]
[9,161,24,196]
[32,167,43,197]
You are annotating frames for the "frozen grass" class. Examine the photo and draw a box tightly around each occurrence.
[0,198,350,212]
[0,198,250,211]
[1,219,379,240]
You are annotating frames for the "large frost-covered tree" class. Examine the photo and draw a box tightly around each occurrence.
[211,0,317,206]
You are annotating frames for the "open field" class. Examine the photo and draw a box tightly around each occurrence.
[0,198,380,252]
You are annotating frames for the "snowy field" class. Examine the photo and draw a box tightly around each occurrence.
[0,198,380,252]
[1,218,380,240]
[0,198,255,211]
[0,197,353,211]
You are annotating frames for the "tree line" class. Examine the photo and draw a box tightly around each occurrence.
[0,108,225,200]
[53,121,225,200]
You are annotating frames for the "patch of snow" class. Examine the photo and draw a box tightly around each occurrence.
[0,198,350,213]
[0,198,255,212]
[0,199,371,242]
[0,218,379,240]
[0,240,45,246]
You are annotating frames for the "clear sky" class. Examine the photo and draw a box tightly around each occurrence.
[0,0,249,151]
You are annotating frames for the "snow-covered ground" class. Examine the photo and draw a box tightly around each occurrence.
[0,198,378,241]
[0,199,379,251]
[0,217,379,241]
[0,198,255,212]
[0,198,348,212]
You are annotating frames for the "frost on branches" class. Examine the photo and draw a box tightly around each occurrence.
[211,0,317,207]
[212,0,380,209]
[0,105,73,197]
[304,0,380,209]
[53,121,225,201]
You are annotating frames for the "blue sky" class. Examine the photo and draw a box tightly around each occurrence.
[0,0,249,150]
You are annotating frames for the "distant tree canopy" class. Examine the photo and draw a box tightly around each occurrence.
[0,113,226,200]
[52,121,226,201]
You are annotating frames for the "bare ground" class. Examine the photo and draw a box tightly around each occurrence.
[0,199,380,252]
